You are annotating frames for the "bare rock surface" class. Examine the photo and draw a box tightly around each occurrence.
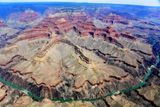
[0,3,160,107]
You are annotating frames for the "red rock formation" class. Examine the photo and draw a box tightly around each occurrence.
[107,26,119,38]
[105,13,122,23]
[9,10,40,23]
[56,19,73,32]
[19,10,40,22]
[0,20,6,27]
[121,32,136,40]
[18,14,122,41]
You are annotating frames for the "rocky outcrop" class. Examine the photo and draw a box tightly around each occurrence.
[13,96,94,107]
[105,13,122,23]
[0,27,153,105]
[0,20,6,27]
[0,86,7,102]
[0,27,21,48]
[9,9,40,23]
[138,85,160,107]
[19,10,40,23]
[66,31,152,71]
[0,3,159,107]
[7,9,42,29]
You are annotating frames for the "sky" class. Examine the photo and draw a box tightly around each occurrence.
[0,0,159,6]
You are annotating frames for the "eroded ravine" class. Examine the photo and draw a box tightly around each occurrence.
[1,33,160,102]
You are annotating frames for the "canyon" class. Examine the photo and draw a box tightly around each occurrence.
[0,3,160,107]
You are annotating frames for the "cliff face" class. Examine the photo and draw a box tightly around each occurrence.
[8,10,41,23]
[0,5,160,107]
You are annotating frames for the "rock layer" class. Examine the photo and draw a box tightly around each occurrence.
[0,4,159,107]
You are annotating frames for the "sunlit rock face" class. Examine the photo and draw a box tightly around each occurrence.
[0,15,153,101]
[13,96,94,107]
[0,3,160,107]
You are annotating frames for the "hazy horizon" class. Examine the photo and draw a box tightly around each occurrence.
[0,0,160,6]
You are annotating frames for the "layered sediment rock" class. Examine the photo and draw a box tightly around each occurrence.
[0,25,153,103]
[7,9,42,28]
[9,9,40,23]
[0,5,159,107]
[0,27,22,49]
[0,20,6,27]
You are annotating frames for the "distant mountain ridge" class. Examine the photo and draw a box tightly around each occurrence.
[0,2,160,19]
